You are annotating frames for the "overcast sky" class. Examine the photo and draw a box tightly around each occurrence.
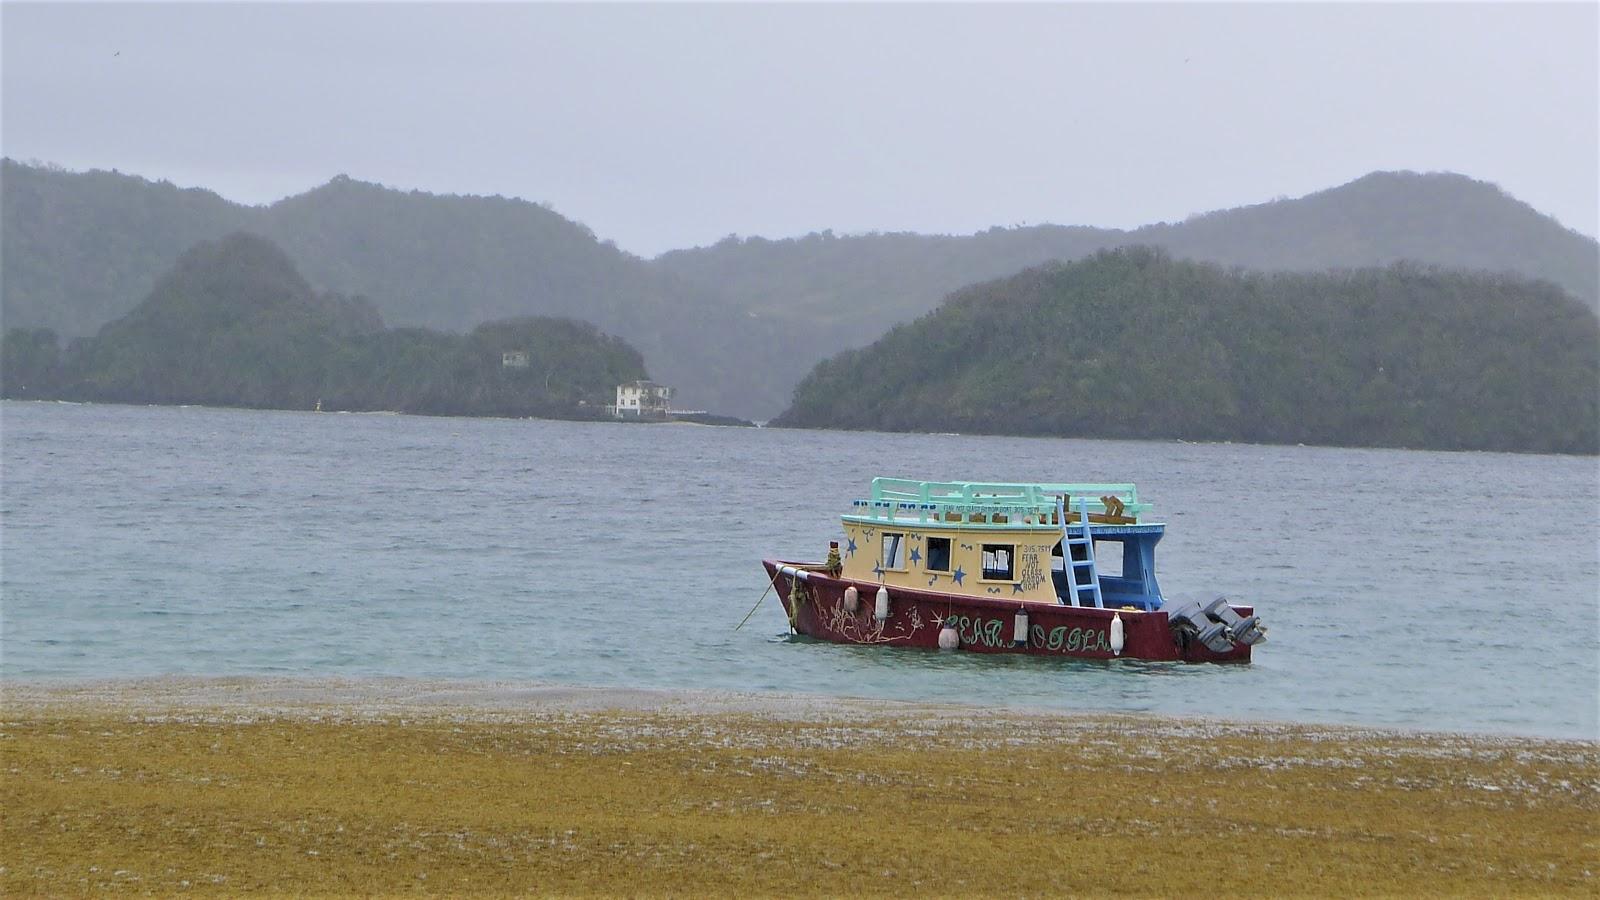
[4,2,1596,256]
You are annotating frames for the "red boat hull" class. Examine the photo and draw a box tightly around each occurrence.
[763,560,1251,663]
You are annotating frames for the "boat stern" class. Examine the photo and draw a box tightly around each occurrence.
[1160,594,1266,663]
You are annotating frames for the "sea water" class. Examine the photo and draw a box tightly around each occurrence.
[2,400,1596,739]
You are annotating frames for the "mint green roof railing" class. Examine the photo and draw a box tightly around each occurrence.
[846,477,1151,526]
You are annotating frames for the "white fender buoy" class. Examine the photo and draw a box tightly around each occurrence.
[874,586,890,622]
[1013,606,1030,648]
[843,586,859,614]
[938,624,959,650]
[1110,612,1125,656]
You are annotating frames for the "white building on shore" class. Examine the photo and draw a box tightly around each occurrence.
[610,380,672,418]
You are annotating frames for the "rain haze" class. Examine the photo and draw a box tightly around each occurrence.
[5,6,1600,892]
[3,1,1596,256]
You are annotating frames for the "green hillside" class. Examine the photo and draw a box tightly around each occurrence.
[0,161,771,416]
[658,172,1597,330]
[773,248,1599,455]
[1143,171,1600,302]
[657,172,1598,417]
[1,233,648,417]
[5,160,1595,420]
[1,161,245,337]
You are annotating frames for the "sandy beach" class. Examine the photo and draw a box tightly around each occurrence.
[3,677,1596,895]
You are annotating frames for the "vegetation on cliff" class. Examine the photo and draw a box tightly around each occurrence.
[0,233,647,417]
[773,248,1599,454]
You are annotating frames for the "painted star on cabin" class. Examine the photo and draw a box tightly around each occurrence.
[845,537,857,557]
[909,547,921,564]
[873,563,884,579]
[1013,582,1026,594]
[951,566,966,586]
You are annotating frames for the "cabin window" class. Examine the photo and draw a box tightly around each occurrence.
[1094,540,1125,578]
[981,543,1015,581]
[925,536,952,572]
[881,532,907,570]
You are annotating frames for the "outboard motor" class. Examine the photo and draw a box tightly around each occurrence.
[1160,594,1267,653]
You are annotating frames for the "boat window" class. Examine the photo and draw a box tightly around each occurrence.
[926,536,951,572]
[881,532,906,570]
[981,544,1015,581]
[1094,540,1125,578]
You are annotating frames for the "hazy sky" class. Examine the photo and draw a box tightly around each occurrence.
[4,2,1596,255]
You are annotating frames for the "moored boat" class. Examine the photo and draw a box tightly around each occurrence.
[761,478,1266,662]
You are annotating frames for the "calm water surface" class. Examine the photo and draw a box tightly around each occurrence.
[3,401,1596,738]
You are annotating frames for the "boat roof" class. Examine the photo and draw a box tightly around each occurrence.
[842,477,1164,533]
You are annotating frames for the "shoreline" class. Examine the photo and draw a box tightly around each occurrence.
[6,676,1596,895]
[5,675,1595,745]
[7,397,1595,457]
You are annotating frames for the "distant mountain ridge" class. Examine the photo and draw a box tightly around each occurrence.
[4,159,1595,419]
[1,160,776,415]
[1140,171,1598,303]
[656,172,1598,384]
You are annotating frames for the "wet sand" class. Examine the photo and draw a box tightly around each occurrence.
[4,677,1596,895]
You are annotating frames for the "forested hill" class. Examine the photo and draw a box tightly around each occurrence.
[655,173,1598,393]
[1141,172,1598,303]
[773,248,1599,455]
[2,162,245,338]
[659,171,1598,313]
[1,233,649,417]
[5,160,1595,420]
[0,160,778,416]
